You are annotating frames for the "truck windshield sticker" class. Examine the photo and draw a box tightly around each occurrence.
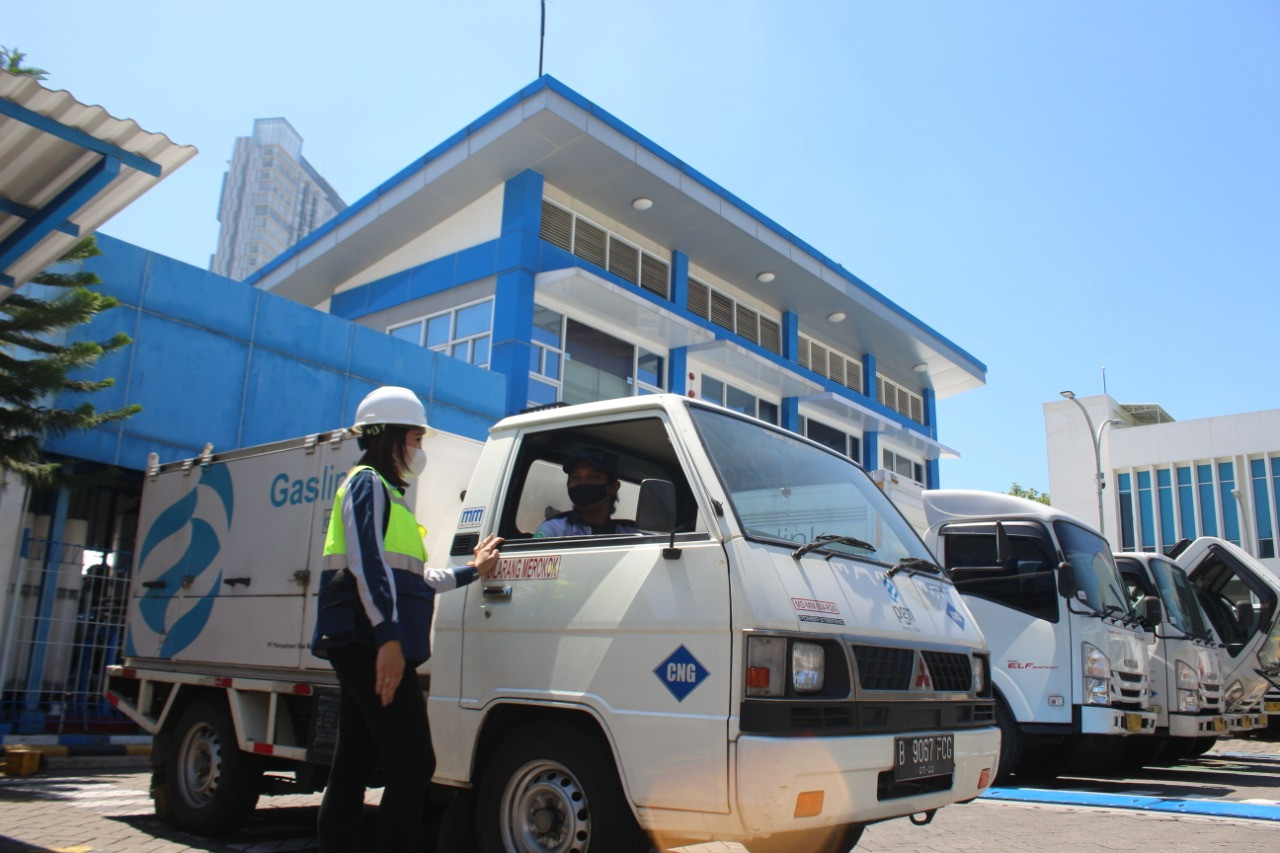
[457,507,484,528]
[487,554,561,581]
[654,645,709,702]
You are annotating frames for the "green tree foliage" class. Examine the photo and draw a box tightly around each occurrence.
[0,236,141,487]
[1,46,49,81]
[1008,482,1050,504]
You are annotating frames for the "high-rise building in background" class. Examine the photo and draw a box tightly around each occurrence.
[210,118,345,281]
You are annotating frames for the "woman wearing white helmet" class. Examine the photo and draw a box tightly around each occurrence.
[311,385,501,852]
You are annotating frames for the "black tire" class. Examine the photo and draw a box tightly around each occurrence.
[1188,736,1218,757]
[744,823,865,853]
[154,696,262,837]
[1117,735,1167,771]
[1066,734,1120,777]
[476,720,650,853]
[993,699,1021,784]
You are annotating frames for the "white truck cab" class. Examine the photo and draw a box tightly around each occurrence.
[107,395,999,852]
[1169,537,1280,736]
[919,490,1156,782]
[1112,551,1227,763]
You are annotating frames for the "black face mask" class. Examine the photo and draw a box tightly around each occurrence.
[568,483,609,508]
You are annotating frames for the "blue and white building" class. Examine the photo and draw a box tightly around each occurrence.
[2,76,987,732]
[1046,394,1280,574]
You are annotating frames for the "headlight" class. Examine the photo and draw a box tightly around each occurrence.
[792,642,825,692]
[747,636,787,697]
[972,655,987,694]
[1083,642,1110,705]
[1175,660,1200,712]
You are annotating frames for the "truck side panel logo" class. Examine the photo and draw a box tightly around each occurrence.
[130,464,233,659]
[654,645,709,702]
[457,507,484,528]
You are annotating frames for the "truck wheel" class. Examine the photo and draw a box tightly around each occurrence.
[993,699,1021,783]
[155,696,261,837]
[476,721,650,853]
[1014,737,1078,782]
[744,823,864,853]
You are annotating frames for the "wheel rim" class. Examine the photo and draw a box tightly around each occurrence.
[500,758,591,853]
[176,720,221,809]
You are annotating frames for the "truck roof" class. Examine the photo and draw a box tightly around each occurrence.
[922,489,1101,536]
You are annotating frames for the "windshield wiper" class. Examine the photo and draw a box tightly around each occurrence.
[887,557,944,579]
[792,534,876,561]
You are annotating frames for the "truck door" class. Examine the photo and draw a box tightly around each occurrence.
[1182,539,1280,705]
[458,417,732,814]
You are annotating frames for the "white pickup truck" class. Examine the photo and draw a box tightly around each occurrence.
[106,394,999,852]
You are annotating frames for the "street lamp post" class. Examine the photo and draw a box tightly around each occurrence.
[1060,391,1121,540]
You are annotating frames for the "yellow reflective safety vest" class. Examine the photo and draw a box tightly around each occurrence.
[311,466,435,661]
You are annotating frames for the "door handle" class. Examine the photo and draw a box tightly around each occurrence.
[482,585,512,599]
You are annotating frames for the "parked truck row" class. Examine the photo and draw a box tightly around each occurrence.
[878,479,1280,782]
[106,395,1001,853]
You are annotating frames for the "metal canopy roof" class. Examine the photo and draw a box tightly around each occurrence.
[253,76,986,398]
[0,70,197,295]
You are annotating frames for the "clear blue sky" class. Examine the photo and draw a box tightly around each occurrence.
[7,1,1278,494]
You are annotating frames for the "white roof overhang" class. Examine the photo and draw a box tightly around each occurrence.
[534,266,713,350]
[0,70,197,294]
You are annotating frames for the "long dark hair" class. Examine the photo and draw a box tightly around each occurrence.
[356,425,411,489]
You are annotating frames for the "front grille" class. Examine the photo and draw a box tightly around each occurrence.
[852,645,913,690]
[922,651,972,692]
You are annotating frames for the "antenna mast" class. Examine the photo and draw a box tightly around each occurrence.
[539,0,547,76]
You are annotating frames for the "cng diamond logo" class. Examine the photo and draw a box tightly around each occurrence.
[654,644,709,702]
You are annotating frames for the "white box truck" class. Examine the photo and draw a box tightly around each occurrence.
[914,491,1156,782]
[106,395,1000,853]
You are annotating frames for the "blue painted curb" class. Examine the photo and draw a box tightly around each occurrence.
[980,787,1280,821]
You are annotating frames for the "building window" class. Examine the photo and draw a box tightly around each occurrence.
[1251,458,1274,558]
[636,348,664,395]
[687,277,783,355]
[1197,464,1217,537]
[1176,466,1195,542]
[1118,472,1135,551]
[1137,471,1156,552]
[1157,468,1176,551]
[527,307,668,407]
[1218,461,1240,545]
[387,299,493,368]
[540,200,670,298]
[703,376,779,425]
[798,335,863,395]
[798,417,859,460]
[882,449,924,484]
[528,305,564,407]
[876,375,925,426]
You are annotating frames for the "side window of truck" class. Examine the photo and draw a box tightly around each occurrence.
[498,417,699,542]
[941,526,1059,622]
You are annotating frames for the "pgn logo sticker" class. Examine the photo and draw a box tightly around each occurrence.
[457,507,484,528]
[882,575,900,603]
[654,645,709,702]
[946,601,966,630]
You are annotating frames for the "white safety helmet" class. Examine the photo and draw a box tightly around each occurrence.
[351,386,437,436]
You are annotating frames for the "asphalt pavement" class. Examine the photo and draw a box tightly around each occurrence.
[1,739,1277,852]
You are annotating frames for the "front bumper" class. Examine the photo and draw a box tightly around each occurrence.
[727,727,1000,838]
[1226,712,1269,732]
[1168,712,1227,738]
[1079,705,1156,735]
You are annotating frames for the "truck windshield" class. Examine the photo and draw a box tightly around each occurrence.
[688,405,928,566]
[1147,556,1215,640]
[1053,520,1131,617]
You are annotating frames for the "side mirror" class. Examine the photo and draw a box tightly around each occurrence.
[1143,597,1163,629]
[636,478,677,534]
[995,521,1013,566]
[1057,561,1078,599]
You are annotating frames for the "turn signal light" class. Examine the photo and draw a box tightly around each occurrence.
[978,768,992,789]
[747,667,772,689]
[794,790,824,818]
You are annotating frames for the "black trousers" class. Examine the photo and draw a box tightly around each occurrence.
[318,644,434,852]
